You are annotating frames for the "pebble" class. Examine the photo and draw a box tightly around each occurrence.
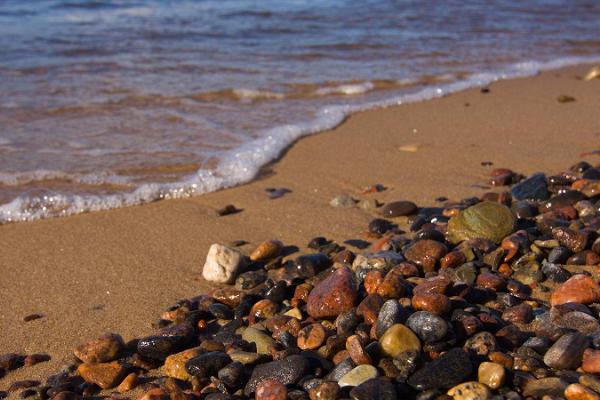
[523,377,569,398]
[306,267,357,318]
[162,347,203,381]
[346,335,371,365]
[116,372,137,393]
[406,311,448,343]
[404,239,448,272]
[298,323,327,350]
[338,364,378,387]
[23,353,50,367]
[242,327,276,354]
[357,293,384,325]
[185,351,231,378]
[137,335,187,360]
[73,333,124,364]
[543,332,589,370]
[379,324,421,358]
[477,362,505,389]
[381,201,418,217]
[511,172,549,201]
[77,362,127,389]
[375,300,404,338]
[236,270,267,290]
[250,240,283,261]
[407,348,472,391]
[308,381,340,400]
[244,355,311,396]
[256,379,288,400]
[582,348,600,373]
[349,377,397,400]
[551,274,600,306]
[447,202,515,244]
[412,292,451,315]
[202,243,245,284]
[565,383,600,400]
[446,382,491,400]
[330,194,356,207]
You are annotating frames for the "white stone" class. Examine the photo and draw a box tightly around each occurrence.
[202,243,244,283]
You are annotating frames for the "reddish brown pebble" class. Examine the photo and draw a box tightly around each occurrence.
[74,333,124,364]
[396,262,420,278]
[0,353,24,370]
[565,383,600,400]
[209,288,243,307]
[502,303,533,324]
[332,250,355,265]
[551,274,600,306]
[249,299,278,324]
[413,276,452,295]
[582,348,600,373]
[498,263,513,277]
[476,272,506,292]
[412,292,451,315]
[297,323,327,350]
[332,350,350,365]
[309,381,340,400]
[117,372,138,393]
[404,239,448,272]
[346,335,372,365]
[137,388,169,400]
[376,267,406,299]
[306,267,357,319]
[357,293,384,325]
[440,251,466,269]
[489,351,514,369]
[255,379,287,400]
[77,362,127,389]
[250,240,283,262]
[364,270,384,294]
[23,353,51,367]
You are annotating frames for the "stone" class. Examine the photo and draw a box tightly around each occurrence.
[552,227,588,253]
[235,270,267,290]
[349,378,397,400]
[77,362,127,389]
[256,379,287,400]
[356,293,384,325]
[375,300,404,338]
[162,347,203,381]
[249,299,278,324]
[406,311,448,343]
[244,355,311,395]
[404,240,448,272]
[447,382,491,400]
[523,377,569,397]
[250,240,283,261]
[74,333,124,363]
[412,292,451,315]
[218,361,244,388]
[137,335,187,360]
[298,323,327,350]
[381,201,417,217]
[379,324,421,358]
[185,351,232,378]
[208,303,234,320]
[292,253,332,278]
[477,362,505,390]
[23,353,50,367]
[308,381,340,400]
[117,372,137,393]
[0,353,24,370]
[242,327,276,355]
[330,194,356,208]
[346,335,371,365]
[202,243,245,284]
[376,268,406,299]
[464,332,498,357]
[407,348,472,391]
[544,332,589,370]
[511,173,549,201]
[447,202,515,244]
[306,267,357,319]
[582,348,600,373]
[565,383,600,400]
[551,274,600,306]
[338,365,378,387]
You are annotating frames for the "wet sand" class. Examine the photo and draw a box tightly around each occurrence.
[1,64,600,389]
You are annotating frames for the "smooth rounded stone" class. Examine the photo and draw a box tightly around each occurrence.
[137,335,187,360]
[306,267,357,319]
[368,219,395,235]
[381,201,417,217]
[447,202,515,244]
[543,332,589,370]
[73,333,123,364]
[336,309,361,335]
[162,347,203,381]
[523,377,569,398]
[244,355,311,396]
[242,327,276,355]
[405,239,448,272]
[216,361,244,389]
[511,172,549,201]
[478,362,505,390]
[346,335,371,365]
[407,348,473,391]
[265,281,289,304]
[357,293,384,325]
[293,253,332,278]
[202,244,245,284]
[376,300,404,338]
[544,190,587,211]
[557,311,600,335]
[511,200,539,219]
[208,303,234,320]
[298,323,327,350]
[406,311,448,343]
[330,194,357,208]
[464,332,498,356]
[415,228,446,243]
[325,357,355,381]
[379,324,421,358]
[256,379,287,400]
[502,303,533,324]
[447,381,491,400]
[308,381,340,400]
[552,227,588,253]
[582,349,600,373]
[235,270,267,290]
[542,260,571,283]
[349,377,397,400]
[338,365,379,387]
[250,240,283,262]
[412,292,451,315]
[117,372,138,393]
[523,337,551,353]
[551,274,600,306]
[565,383,600,400]
[377,268,408,299]
[452,263,478,285]
[77,362,127,390]
[228,350,268,365]
[185,351,231,378]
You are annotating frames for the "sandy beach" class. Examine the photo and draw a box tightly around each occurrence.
[1,63,600,391]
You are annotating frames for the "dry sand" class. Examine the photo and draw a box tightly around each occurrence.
[1,64,600,390]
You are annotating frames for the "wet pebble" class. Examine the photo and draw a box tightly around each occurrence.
[381,201,418,217]
[306,267,357,319]
[406,311,448,343]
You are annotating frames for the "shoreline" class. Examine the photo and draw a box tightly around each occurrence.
[1,63,600,391]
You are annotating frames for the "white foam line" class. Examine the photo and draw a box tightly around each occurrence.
[2,55,600,223]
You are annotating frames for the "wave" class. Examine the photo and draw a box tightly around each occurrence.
[2,55,600,223]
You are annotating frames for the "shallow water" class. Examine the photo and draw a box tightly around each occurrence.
[1,0,600,222]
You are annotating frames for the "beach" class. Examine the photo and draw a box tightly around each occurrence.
[1,63,600,392]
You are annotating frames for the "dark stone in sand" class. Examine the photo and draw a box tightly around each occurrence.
[185,351,232,378]
[236,270,267,290]
[216,204,242,216]
[208,303,234,320]
[382,201,418,217]
[0,353,24,370]
[8,380,40,392]
[368,219,395,235]
[583,168,600,180]
[136,335,187,360]
[407,348,472,391]
[293,253,331,278]
[244,355,311,395]
[543,190,587,211]
[511,173,549,201]
[511,200,539,219]
[349,378,397,400]
[406,311,448,344]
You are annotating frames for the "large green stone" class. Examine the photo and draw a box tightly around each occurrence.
[447,202,515,244]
